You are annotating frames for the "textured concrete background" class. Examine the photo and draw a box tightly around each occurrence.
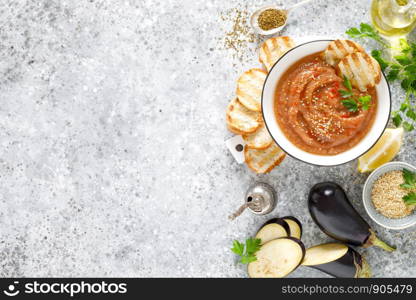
[0,0,414,277]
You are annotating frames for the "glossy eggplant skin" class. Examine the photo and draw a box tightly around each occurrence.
[311,247,367,278]
[308,182,370,246]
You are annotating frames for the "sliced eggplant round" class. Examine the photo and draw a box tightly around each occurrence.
[255,218,290,245]
[302,243,348,266]
[302,243,371,278]
[282,216,302,239]
[308,182,395,252]
[248,237,305,278]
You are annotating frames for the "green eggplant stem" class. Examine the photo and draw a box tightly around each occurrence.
[365,230,396,252]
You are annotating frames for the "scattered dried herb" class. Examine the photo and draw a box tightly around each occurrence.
[219,8,259,63]
[258,9,287,31]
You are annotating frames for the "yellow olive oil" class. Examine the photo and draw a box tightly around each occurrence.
[371,0,416,36]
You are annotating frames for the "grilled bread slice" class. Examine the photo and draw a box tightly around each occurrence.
[243,121,273,149]
[245,142,286,174]
[337,52,381,92]
[226,98,261,134]
[236,68,267,112]
[324,39,364,66]
[259,36,295,72]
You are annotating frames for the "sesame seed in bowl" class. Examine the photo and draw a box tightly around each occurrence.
[371,170,416,219]
[363,162,416,230]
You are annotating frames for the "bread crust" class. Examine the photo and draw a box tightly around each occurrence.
[324,39,364,66]
[259,36,295,72]
[226,98,261,134]
[337,51,381,92]
[244,143,286,174]
[242,121,273,150]
[236,68,267,112]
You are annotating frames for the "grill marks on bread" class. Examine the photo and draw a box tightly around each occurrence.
[244,142,286,174]
[324,39,364,66]
[338,52,381,92]
[259,36,295,72]
[226,98,261,134]
[236,68,267,112]
[243,121,273,149]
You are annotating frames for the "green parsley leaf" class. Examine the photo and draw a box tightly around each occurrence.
[342,99,358,112]
[401,78,411,90]
[231,240,245,256]
[401,169,416,188]
[346,23,387,46]
[411,42,416,57]
[403,192,416,205]
[393,112,403,127]
[339,75,372,112]
[343,76,353,92]
[231,238,261,265]
[400,38,411,54]
[406,109,416,121]
[391,63,402,70]
[371,50,390,71]
[400,103,409,112]
[346,23,415,131]
[360,23,375,33]
[240,256,257,264]
[339,90,353,98]
[358,95,372,110]
[387,69,400,82]
[245,238,261,256]
[403,121,415,131]
[345,27,361,37]
[404,64,416,73]
[395,54,412,66]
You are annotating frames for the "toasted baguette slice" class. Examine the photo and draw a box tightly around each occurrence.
[243,121,273,149]
[245,142,286,174]
[324,40,364,66]
[259,37,295,72]
[338,52,381,92]
[226,98,261,134]
[236,69,267,112]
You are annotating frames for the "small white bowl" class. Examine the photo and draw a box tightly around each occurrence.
[363,162,416,230]
[261,40,391,166]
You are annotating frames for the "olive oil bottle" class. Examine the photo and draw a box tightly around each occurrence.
[371,0,416,36]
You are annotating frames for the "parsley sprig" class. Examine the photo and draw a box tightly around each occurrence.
[346,23,390,48]
[339,76,372,112]
[401,169,416,205]
[346,23,416,131]
[231,238,261,264]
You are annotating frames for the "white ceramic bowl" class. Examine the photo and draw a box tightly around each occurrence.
[262,40,391,166]
[362,162,416,230]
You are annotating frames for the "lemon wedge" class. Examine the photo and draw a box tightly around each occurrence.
[358,128,404,173]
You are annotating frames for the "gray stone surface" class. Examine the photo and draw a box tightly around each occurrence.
[0,0,414,277]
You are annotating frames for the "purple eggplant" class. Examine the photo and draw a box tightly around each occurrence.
[308,182,395,252]
[302,243,371,278]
